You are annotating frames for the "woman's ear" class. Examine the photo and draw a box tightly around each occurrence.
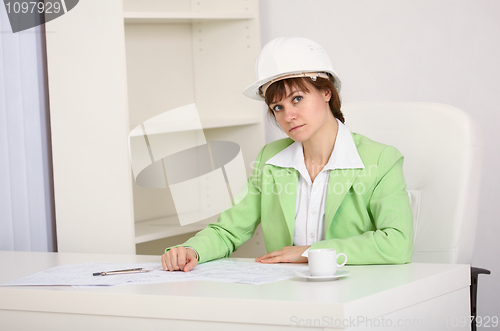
[323,89,332,102]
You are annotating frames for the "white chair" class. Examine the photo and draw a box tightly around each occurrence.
[342,102,489,330]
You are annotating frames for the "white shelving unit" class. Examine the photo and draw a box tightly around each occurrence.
[123,0,264,247]
[45,0,264,254]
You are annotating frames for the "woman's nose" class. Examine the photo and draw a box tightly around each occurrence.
[284,107,297,122]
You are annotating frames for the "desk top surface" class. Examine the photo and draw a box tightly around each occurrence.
[0,251,469,325]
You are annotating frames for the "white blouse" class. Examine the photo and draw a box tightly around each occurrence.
[265,119,365,256]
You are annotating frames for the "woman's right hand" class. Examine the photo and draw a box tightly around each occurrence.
[161,246,198,272]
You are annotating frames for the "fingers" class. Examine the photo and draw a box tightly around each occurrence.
[176,247,187,271]
[256,246,310,264]
[259,256,283,263]
[161,250,175,271]
[183,250,198,272]
[259,250,289,263]
[256,249,283,263]
[184,260,197,272]
[161,253,167,270]
[162,247,192,272]
[255,250,280,262]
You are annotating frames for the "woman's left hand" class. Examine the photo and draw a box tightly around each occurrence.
[255,246,310,263]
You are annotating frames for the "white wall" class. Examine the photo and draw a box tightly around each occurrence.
[259,0,500,325]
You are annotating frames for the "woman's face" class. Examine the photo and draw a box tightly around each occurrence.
[268,81,333,143]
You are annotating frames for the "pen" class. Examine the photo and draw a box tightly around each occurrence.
[93,268,151,276]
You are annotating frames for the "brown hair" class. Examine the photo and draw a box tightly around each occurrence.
[264,76,344,124]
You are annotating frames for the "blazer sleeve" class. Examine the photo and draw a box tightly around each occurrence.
[166,146,266,263]
[310,146,414,264]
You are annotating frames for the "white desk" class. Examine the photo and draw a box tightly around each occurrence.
[0,251,470,330]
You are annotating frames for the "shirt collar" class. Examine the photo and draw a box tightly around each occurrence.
[266,119,365,172]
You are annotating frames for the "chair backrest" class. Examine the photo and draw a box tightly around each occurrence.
[342,102,483,264]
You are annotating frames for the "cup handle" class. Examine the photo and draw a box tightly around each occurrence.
[336,253,347,267]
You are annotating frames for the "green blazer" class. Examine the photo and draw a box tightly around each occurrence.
[175,133,414,264]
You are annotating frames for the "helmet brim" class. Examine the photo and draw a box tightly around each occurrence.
[242,69,342,100]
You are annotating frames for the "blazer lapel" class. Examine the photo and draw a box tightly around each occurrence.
[270,166,298,243]
[325,168,361,231]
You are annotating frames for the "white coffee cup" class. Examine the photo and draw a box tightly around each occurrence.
[308,249,347,276]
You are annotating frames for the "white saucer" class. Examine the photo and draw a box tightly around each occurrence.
[295,270,350,282]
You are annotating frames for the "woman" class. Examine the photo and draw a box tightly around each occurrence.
[162,37,413,272]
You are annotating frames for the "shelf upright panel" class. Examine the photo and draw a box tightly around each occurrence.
[45,0,135,254]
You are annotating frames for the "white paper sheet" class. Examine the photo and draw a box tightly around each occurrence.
[118,260,309,286]
[1,262,161,286]
[2,260,309,287]
[189,260,309,285]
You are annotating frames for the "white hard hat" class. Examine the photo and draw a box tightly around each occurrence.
[242,37,341,100]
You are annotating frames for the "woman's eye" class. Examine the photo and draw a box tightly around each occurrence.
[272,105,283,112]
[292,96,303,103]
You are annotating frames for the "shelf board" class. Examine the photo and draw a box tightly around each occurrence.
[135,215,215,244]
[129,117,261,136]
[124,12,255,24]
[201,117,262,129]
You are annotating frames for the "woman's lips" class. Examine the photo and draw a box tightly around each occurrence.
[290,124,305,132]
